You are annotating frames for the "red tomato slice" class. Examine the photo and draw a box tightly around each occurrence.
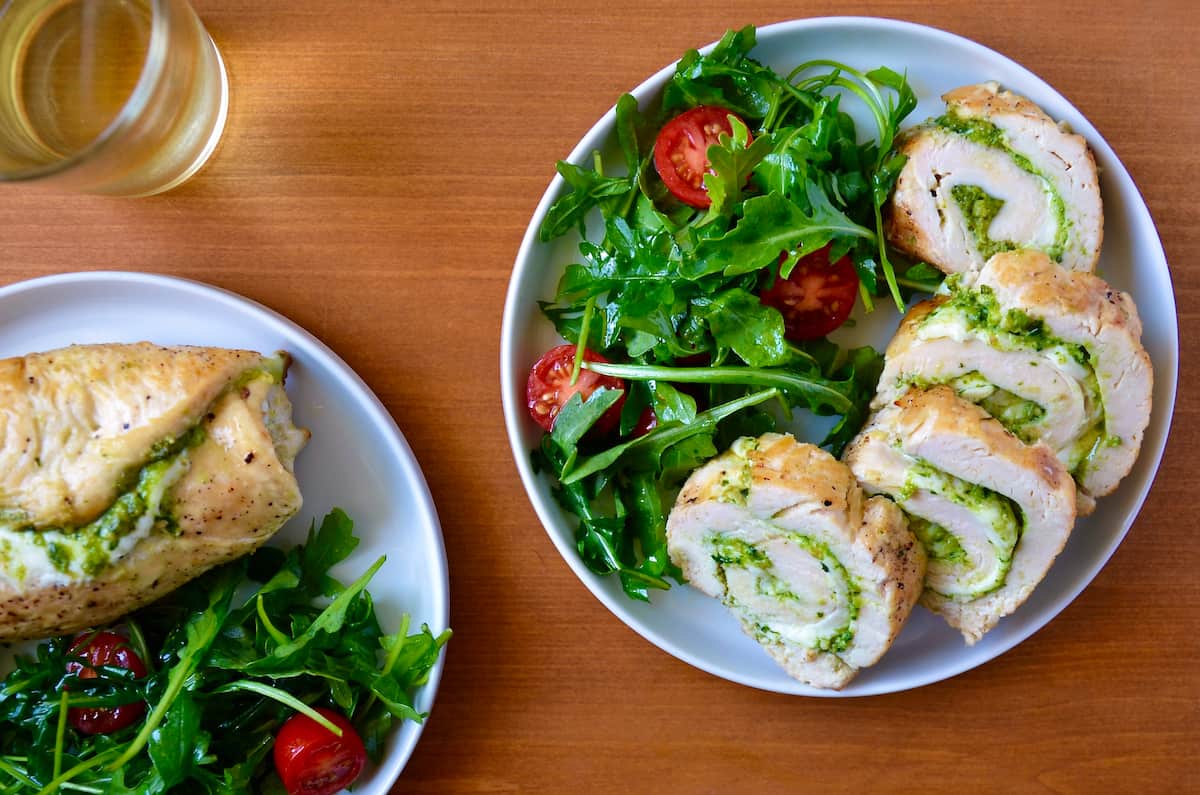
[759,246,860,340]
[526,344,626,434]
[274,708,367,795]
[653,106,750,208]
[65,631,148,735]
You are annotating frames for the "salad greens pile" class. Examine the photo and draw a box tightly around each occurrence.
[0,509,449,794]
[533,26,940,601]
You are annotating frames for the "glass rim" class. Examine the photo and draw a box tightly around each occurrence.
[0,0,172,183]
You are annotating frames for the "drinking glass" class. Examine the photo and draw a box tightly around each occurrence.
[0,0,228,196]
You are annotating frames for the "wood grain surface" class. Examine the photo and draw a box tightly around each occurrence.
[1,1,1197,792]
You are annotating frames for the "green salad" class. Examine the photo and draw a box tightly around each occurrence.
[0,509,449,794]
[526,26,941,601]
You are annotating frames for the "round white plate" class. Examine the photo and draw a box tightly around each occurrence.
[501,17,1178,696]
[0,271,450,787]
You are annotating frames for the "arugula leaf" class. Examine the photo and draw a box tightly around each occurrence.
[539,160,634,242]
[896,261,945,294]
[697,288,789,368]
[562,388,778,484]
[298,507,360,598]
[550,387,624,452]
[701,115,773,220]
[818,346,886,456]
[664,26,781,119]
[690,185,874,279]
[146,690,203,789]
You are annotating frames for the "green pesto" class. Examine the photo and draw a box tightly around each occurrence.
[12,427,205,577]
[935,113,1070,261]
[935,113,1005,148]
[708,530,860,655]
[231,356,288,391]
[977,386,1046,443]
[898,369,1046,442]
[907,515,967,564]
[950,185,1018,261]
[933,282,1090,364]
[709,536,769,567]
[0,539,21,581]
[710,538,802,606]
[45,541,71,571]
[901,459,1020,598]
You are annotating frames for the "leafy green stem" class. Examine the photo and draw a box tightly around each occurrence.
[583,362,852,413]
[562,388,780,484]
[210,681,342,736]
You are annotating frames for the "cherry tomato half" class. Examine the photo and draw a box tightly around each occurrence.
[759,246,860,340]
[65,631,148,735]
[653,106,751,208]
[274,708,367,795]
[526,344,626,434]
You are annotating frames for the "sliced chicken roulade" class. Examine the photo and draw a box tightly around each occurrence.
[666,433,926,690]
[874,249,1152,514]
[844,386,1076,644]
[887,82,1102,276]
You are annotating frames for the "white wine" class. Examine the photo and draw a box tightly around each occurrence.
[18,0,151,160]
[0,0,227,196]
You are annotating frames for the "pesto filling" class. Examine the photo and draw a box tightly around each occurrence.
[709,530,860,655]
[0,360,288,584]
[5,427,206,581]
[899,459,1021,600]
[907,515,967,564]
[923,282,1109,476]
[898,370,1047,444]
[950,184,1018,261]
[936,113,1070,262]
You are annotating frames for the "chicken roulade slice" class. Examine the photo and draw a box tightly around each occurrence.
[844,386,1076,644]
[666,433,926,690]
[874,249,1152,514]
[887,82,1102,276]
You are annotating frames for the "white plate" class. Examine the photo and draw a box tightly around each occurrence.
[501,17,1178,696]
[0,271,450,787]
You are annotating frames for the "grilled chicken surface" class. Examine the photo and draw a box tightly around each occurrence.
[0,343,308,640]
[844,387,1076,644]
[667,433,925,689]
[887,82,1102,276]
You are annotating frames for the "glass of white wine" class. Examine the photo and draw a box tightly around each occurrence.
[0,0,228,196]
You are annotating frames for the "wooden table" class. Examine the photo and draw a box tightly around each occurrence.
[1,0,1196,791]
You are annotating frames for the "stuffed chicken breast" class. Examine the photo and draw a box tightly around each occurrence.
[844,386,1076,644]
[887,82,1102,276]
[0,343,308,640]
[874,249,1152,514]
[666,433,925,690]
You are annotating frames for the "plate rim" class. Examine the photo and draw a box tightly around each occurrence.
[0,269,451,785]
[499,16,1179,696]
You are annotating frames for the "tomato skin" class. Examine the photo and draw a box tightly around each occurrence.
[526,344,626,434]
[631,406,657,437]
[274,708,367,795]
[759,246,860,340]
[65,631,148,735]
[653,106,751,208]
